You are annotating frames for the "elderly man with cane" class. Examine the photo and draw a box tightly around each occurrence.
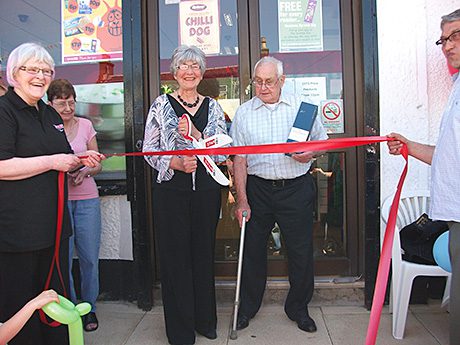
[230,56,328,333]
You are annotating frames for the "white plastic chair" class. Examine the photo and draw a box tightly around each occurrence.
[380,190,451,339]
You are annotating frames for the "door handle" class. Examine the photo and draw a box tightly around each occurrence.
[135,139,143,151]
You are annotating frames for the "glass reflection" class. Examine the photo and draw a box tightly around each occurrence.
[215,152,346,262]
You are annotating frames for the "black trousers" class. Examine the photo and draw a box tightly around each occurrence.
[239,174,315,321]
[448,222,460,344]
[0,242,70,345]
[153,186,221,345]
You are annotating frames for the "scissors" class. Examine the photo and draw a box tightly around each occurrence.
[181,114,232,188]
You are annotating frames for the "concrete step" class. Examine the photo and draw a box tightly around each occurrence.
[153,277,365,307]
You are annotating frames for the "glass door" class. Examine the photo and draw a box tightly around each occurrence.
[253,0,359,276]
[156,0,242,276]
[154,0,360,277]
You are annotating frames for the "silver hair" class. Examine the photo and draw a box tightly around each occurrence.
[170,45,206,75]
[253,56,284,78]
[6,42,54,87]
[441,9,460,28]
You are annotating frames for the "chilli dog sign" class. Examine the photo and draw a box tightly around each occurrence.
[179,0,221,55]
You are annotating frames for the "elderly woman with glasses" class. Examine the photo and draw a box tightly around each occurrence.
[0,42,102,345]
[47,79,102,333]
[143,45,227,345]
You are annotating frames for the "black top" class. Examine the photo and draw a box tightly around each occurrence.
[155,95,219,191]
[0,88,73,252]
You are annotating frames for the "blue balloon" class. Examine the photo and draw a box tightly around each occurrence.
[433,231,451,273]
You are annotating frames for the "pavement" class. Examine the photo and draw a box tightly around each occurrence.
[84,300,449,345]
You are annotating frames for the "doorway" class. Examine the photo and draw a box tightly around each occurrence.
[150,0,362,278]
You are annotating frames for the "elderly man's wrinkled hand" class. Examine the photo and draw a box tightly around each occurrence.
[291,151,315,164]
[235,201,251,227]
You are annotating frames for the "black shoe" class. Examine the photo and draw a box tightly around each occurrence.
[83,312,99,332]
[196,329,217,340]
[296,315,317,333]
[236,314,250,330]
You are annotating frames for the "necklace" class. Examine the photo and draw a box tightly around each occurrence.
[177,93,199,108]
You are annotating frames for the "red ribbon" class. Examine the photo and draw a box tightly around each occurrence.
[365,144,408,344]
[40,171,68,327]
[104,136,389,158]
[78,135,407,344]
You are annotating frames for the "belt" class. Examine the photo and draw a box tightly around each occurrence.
[250,174,305,187]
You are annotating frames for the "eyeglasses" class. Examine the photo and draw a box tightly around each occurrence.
[51,100,76,108]
[177,63,201,71]
[251,78,280,88]
[436,29,460,46]
[19,66,54,77]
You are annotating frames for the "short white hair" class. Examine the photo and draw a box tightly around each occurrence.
[253,56,284,78]
[170,45,206,75]
[6,42,54,87]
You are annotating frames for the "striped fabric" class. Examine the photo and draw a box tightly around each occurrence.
[143,94,227,183]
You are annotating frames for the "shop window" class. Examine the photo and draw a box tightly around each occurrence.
[0,0,125,179]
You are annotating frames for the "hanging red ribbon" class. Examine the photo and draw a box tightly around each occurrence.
[76,135,407,344]
[40,171,68,327]
[365,144,408,344]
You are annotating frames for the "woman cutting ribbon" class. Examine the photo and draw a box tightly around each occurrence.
[0,42,102,345]
[143,45,227,345]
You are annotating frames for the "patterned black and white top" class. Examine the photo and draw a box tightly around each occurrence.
[143,93,227,183]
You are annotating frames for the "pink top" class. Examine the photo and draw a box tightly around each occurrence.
[68,117,99,200]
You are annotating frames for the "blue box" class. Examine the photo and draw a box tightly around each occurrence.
[287,102,318,143]
[285,102,318,156]
[286,102,318,155]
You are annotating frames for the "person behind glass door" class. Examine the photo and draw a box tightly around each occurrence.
[230,56,328,333]
[47,79,102,333]
[0,42,103,345]
[143,45,227,345]
[387,9,460,344]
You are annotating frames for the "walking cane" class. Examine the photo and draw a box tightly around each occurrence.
[230,210,248,340]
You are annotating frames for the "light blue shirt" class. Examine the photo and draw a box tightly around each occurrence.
[430,73,460,222]
[230,90,328,180]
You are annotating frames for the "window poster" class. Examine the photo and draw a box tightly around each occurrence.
[62,0,123,64]
[278,0,323,52]
[284,76,327,106]
[179,0,220,55]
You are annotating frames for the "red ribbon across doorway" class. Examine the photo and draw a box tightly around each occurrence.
[76,135,407,343]
[104,136,388,158]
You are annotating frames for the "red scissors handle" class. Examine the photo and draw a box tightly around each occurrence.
[181,114,194,141]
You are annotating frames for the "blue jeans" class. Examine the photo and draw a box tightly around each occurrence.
[68,198,101,312]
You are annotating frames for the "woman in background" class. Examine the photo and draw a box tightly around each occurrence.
[48,79,102,332]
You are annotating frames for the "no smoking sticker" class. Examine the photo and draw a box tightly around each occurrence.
[322,101,341,120]
[320,99,344,134]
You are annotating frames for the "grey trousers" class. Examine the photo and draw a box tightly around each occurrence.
[448,222,460,345]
